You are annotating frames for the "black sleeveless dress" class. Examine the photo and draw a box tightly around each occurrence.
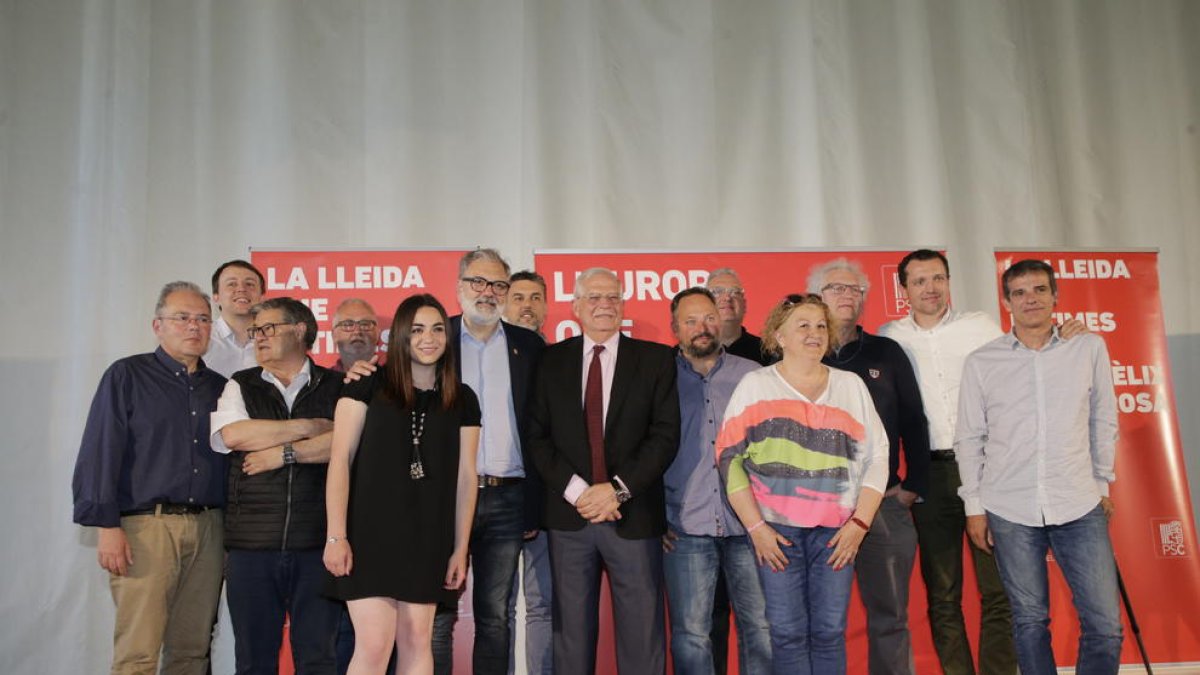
[326,372,480,604]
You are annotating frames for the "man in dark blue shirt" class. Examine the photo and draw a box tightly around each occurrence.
[72,281,228,675]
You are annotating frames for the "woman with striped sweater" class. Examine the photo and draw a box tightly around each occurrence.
[717,293,889,675]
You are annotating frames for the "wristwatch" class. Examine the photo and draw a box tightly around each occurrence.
[610,478,632,504]
[282,442,297,465]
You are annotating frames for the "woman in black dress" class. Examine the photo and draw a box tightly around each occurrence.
[324,294,480,675]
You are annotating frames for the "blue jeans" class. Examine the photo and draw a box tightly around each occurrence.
[756,525,854,675]
[664,533,772,675]
[508,531,553,675]
[987,505,1123,675]
[432,482,524,675]
[225,548,341,675]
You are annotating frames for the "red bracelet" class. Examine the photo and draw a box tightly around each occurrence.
[747,520,766,533]
[849,516,870,531]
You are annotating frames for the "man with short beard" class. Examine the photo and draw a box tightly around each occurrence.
[662,288,770,675]
[502,269,553,675]
[432,248,545,675]
[505,270,549,339]
[330,298,381,372]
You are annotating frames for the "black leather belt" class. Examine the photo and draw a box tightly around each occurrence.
[121,503,215,517]
[478,475,524,488]
[931,449,956,462]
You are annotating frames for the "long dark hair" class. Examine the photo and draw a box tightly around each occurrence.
[382,294,459,410]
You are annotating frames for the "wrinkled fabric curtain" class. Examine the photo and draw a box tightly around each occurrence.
[2,1,1198,671]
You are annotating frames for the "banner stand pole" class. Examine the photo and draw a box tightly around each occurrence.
[1116,559,1153,674]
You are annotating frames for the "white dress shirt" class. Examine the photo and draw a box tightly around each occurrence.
[209,360,312,453]
[565,332,625,504]
[955,330,1118,527]
[204,316,258,378]
[879,309,1002,450]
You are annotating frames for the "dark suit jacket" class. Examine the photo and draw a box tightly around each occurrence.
[529,334,680,539]
[449,315,546,531]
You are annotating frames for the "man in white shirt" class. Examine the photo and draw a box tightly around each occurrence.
[956,259,1122,675]
[878,250,1016,675]
[206,259,265,377]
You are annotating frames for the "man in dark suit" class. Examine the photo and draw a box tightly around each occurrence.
[529,267,680,675]
[433,248,545,675]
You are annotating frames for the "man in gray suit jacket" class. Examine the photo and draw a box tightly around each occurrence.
[529,267,680,675]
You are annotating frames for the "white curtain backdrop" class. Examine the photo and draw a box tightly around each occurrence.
[2,1,1198,671]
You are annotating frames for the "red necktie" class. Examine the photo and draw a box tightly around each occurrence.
[585,344,608,483]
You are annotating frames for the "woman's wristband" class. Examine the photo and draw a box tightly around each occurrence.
[849,516,870,531]
[326,535,346,544]
[746,520,766,533]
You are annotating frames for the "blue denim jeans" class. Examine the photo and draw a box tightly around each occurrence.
[987,505,1123,675]
[508,531,553,675]
[225,548,341,675]
[756,525,854,675]
[663,533,772,675]
[432,482,524,675]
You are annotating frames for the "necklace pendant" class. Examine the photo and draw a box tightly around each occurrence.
[409,460,425,480]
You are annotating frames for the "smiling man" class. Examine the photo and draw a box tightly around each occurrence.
[808,257,930,675]
[504,270,549,338]
[705,268,771,366]
[72,281,228,674]
[956,259,1122,675]
[209,297,342,674]
[878,250,1017,675]
[529,267,680,675]
[206,259,266,377]
[433,248,545,675]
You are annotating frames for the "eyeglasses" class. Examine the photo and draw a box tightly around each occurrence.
[333,319,378,332]
[708,286,745,299]
[581,293,623,306]
[159,314,213,327]
[246,322,296,339]
[461,277,511,295]
[820,283,866,297]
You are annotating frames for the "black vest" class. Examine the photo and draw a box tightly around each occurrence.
[225,363,342,550]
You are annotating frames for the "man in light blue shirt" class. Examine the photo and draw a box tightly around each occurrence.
[956,259,1121,675]
[663,288,770,675]
[433,248,545,675]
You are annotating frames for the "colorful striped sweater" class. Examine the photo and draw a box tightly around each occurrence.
[717,365,889,528]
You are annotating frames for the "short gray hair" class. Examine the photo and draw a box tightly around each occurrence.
[706,268,742,286]
[458,248,511,277]
[806,258,870,296]
[332,298,377,322]
[574,267,621,297]
[155,281,208,315]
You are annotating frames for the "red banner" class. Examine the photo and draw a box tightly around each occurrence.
[534,249,916,341]
[249,249,469,367]
[993,250,1200,666]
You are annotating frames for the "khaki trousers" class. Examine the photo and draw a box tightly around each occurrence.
[109,508,223,675]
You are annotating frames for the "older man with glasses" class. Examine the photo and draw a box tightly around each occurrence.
[808,258,931,675]
[329,298,382,373]
[706,268,773,366]
[209,297,343,674]
[73,281,228,674]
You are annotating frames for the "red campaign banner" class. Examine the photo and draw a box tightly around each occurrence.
[249,249,469,367]
[534,249,942,675]
[993,250,1200,666]
[534,249,917,342]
